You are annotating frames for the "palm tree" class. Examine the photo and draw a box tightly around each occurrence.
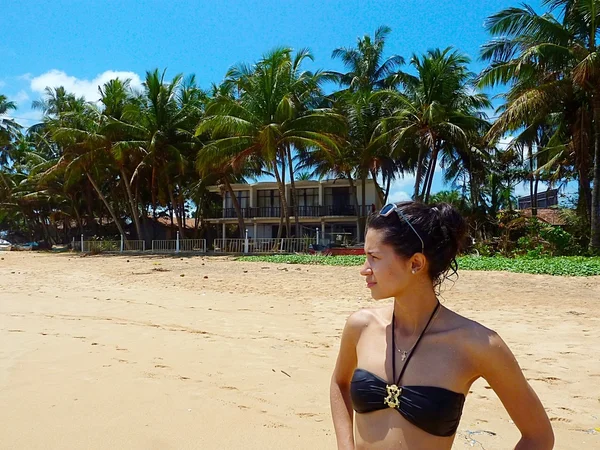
[380,48,491,203]
[109,69,200,239]
[480,0,600,251]
[50,99,129,239]
[328,26,405,238]
[329,26,405,94]
[198,48,345,238]
[99,78,145,240]
[0,95,20,164]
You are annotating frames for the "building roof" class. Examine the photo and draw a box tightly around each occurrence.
[519,208,567,226]
[152,216,197,229]
[209,178,375,192]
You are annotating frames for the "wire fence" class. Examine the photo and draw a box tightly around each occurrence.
[151,239,207,253]
[73,237,314,254]
[213,237,315,254]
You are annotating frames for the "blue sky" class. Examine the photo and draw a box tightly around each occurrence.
[3,0,556,201]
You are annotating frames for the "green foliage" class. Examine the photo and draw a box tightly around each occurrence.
[236,254,600,276]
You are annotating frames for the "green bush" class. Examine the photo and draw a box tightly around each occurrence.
[236,255,600,276]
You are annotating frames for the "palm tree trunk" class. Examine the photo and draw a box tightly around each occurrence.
[423,144,440,203]
[370,169,385,205]
[347,172,361,217]
[384,175,392,204]
[273,162,290,238]
[286,145,300,237]
[348,174,363,241]
[361,172,367,240]
[120,167,144,240]
[85,171,127,239]
[590,96,600,251]
[168,184,185,239]
[224,178,245,238]
[413,144,427,201]
[528,144,537,217]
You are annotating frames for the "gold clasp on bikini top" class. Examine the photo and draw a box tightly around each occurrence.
[384,384,402,409]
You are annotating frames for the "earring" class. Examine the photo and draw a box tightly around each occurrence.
[412,269,417,274]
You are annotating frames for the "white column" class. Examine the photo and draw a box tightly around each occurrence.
[120,235,124,253]
[176,231,180,253]
[316,228,320,245]
[222,223,226,239]
[318,183,323,207]
[81,234,84,253]
[244,229,249,254]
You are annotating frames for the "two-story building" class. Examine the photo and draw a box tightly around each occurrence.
[205,179,381,244]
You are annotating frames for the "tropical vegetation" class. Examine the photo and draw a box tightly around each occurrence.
[1,0,600,255]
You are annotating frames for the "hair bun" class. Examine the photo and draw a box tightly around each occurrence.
[434,203,468,252]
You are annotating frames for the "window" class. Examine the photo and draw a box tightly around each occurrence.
[225,190,249,209]
[296,188,318,207]
[257,190,280,208]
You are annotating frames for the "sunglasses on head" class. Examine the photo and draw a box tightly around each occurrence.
[379,203,425,255]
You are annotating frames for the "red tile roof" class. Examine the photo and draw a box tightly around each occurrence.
[519,208,567,226]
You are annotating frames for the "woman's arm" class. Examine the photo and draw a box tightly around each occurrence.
[474,329,554,450]
[330,310,368,450]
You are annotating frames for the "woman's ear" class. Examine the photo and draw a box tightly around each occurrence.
[410,253,427,274]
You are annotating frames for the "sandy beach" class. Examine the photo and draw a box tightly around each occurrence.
[0,252,598,449]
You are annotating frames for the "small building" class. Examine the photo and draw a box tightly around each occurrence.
[517,189,559,209]
[205,179,380,243]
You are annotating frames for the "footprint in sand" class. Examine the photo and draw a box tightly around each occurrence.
[220,385,238,390]
[549,417,571,423]
[558,406,575,413]
[296,412,318,418]
[154,364,170,369]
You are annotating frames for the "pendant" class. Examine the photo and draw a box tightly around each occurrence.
[384,384,402,408]
[401,351,407,361]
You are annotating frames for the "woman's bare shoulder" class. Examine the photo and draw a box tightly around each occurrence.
[443,307,503,356]
[346,305,390,330]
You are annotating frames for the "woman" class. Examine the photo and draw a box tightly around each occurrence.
[330,201,554,449]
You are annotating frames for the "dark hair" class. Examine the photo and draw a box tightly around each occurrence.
[367,201,468,288]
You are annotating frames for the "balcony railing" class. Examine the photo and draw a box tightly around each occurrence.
[207,205,374,219]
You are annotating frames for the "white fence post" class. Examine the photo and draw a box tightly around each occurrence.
[316,228,320,245]
[81,234,84,253]
[120,235,124,253]
[244,229,249,254]
[176,231,180,253]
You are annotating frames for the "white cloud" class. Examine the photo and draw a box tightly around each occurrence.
[387,174,416,203]
[5,110,44,128]
[12,90,29,106]
[30,70,143,102]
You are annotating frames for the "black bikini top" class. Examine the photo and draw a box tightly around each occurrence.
[350,302,465,437]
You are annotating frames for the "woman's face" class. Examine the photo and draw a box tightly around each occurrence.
[360,228,412,300]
